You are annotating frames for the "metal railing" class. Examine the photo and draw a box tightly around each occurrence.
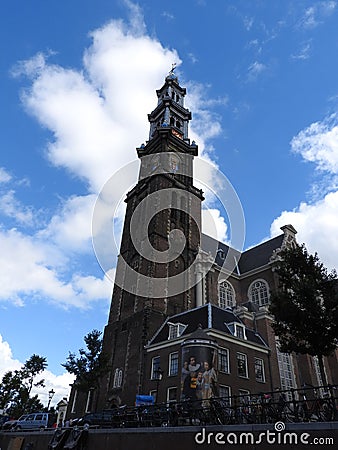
[85,384,338,428]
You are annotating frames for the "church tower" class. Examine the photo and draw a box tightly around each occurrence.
[100,68,204,406]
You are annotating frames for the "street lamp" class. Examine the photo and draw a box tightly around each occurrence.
[47,389,55,411]
[155,367,164,404]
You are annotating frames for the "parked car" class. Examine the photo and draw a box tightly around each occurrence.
[78,410,118,428]
[2,415,28,430]
[14,412,54,430]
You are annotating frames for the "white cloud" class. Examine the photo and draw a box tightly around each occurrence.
[271,112,338,271]
[0,334,74,408]
[17,24,180,193]
[291,41,312,60]
[298,1,336,29]
[0,167,12,184]
[271,191,338,271]
[291,113,338,174]
[247,61,266,81]
[0,228,111,308]
[0,334,22,376]
[35,370,74,409]
[0,190,35,225]
[40,194,96,252]
[5,3,229,309]
[202,208,228,242]
[185,82,226,153]
[161,11,175,21]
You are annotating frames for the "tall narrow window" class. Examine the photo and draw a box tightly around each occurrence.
[254,358,265,382]
[218,385,231,406]
[235,324,246,340]
[218,348,230,374]
[237,353,248,378]
[249,280,269,306]
[71,390,77,414]
[151,356,161,380]
[276,345,297,401]
[113,368,123,388]
[85,390,93,413]
[168,352,179,376]
[218,281,235,308]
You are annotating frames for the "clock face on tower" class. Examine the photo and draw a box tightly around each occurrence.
[170,154,179,173]
[151,154,160,172]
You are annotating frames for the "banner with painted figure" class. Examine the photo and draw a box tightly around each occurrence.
[181,346,218,401]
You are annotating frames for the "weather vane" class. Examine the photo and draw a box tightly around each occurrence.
[169,62,177,75]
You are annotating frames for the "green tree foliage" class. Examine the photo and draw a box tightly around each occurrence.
[0,354,47,417]
[269,244,338,385]
[62,330,109,392]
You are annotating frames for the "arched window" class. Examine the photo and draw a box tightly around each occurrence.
[218,281,235,309]
[249,280,269,306]
[113,368,123,388]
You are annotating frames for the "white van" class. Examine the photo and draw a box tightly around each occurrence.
[15,412,53,430]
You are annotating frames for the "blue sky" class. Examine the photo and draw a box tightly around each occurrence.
[1,0,338,407]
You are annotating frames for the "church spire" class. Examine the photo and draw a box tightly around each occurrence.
[147,66,192,143]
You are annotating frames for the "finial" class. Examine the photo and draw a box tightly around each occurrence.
[167,63,178,80]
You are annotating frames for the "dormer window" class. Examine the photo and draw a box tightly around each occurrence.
[168,322,186,340]
[235,323,246,340]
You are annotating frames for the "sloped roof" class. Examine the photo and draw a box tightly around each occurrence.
[238,234,284,273]
[148,303,267,348]
[201,232,284,274]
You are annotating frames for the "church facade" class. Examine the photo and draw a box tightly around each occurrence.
[67,71,337,418]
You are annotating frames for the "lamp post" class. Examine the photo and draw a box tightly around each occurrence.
[155,368,164,404]
[47,389,55,411]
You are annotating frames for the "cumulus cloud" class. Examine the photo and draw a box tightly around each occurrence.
[0,228,111,308]
[271,112,338,271]
[0,334,22,375]
[0,167,12,184]
[291,113,338,175]
[202,208,228,242]
[271,191,338,271]
[2,1,228,310]
[0,334,74,408]
[40,194,96,252]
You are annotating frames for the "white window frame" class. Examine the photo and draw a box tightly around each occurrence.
[167,387,177,403]
[254,358,265,383]
[218,385,231,406]
[237,352,248,378]
[218,281,235,309]
[218,347,230,374]
[71,389,77,414]
[149,390,157,403]
[248,279,269,307]
[168,322,186,340]
[85,389,93,413]
[235,323,247,340]
[168,352,179,376]
[151,356,161,380]
[113,368,123,388]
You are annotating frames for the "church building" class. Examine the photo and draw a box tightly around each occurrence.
[67,69,337,418]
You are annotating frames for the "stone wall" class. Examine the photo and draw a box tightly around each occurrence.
[1,423,337,450]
